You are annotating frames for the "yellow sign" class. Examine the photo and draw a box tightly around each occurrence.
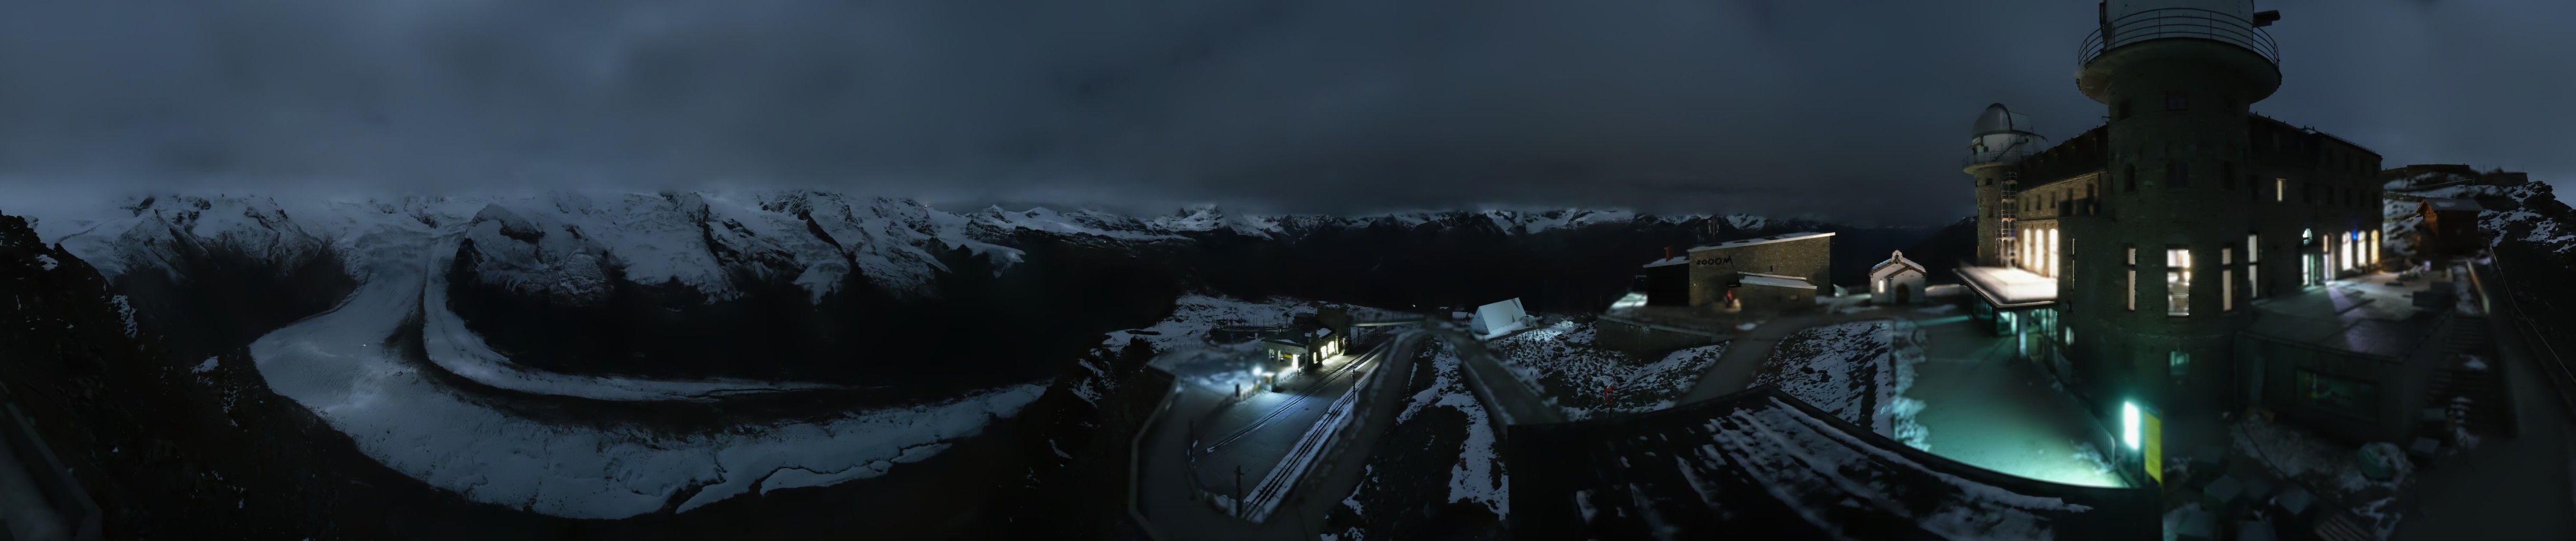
[2143,411,2165,486]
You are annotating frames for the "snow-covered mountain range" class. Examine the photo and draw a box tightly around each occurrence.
[15,190,1793,305]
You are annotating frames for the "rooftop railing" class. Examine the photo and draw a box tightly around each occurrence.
[2079,7,2279,66]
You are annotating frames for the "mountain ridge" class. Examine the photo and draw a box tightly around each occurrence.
[18,189,1870,306]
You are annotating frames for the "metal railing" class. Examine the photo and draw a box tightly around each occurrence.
[2079,7,2279,66]
[1962,149,2039,167]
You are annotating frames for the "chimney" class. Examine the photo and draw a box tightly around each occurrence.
[1664,246,1675,259]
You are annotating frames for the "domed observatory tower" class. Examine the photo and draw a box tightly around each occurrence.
[2066,0,2280,422]
[1964,104,2047,267]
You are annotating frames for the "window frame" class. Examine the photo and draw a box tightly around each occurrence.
[2166,246,2191,317]
[2222,247,2236,312]
[2125,245,2138,311]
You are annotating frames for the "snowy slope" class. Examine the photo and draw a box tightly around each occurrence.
[11,191,1058,517]
[2477,181,2576,256]
[969,206,1179,241]
[1146,204,1286,237]
[2385,174,2576,257]
[253,258,1041,518]
[422,237,857,401]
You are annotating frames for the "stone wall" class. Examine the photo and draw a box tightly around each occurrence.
[1594,316,1726,358]
[1685,236,1831,307]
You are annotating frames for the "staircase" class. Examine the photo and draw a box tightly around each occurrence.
[2425,315,2514,438]
[2313,509,2376,541]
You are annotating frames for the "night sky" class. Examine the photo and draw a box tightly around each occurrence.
[0,1,2567,225]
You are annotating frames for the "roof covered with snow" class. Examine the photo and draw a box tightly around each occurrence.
[1641,256,1689,268]
[1506,386,2159,540]
[1739,272,1816,290]
[1687,231,1835,253]
[1871,250,1926,277]
[2420,198,2483,212]
[1954,266,2058,308]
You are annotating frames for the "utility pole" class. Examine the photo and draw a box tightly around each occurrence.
[1234,465,1245,518]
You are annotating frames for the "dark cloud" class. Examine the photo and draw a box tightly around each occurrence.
[0,1,2568,224]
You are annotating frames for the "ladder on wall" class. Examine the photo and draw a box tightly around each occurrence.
[1998,170,2019,265]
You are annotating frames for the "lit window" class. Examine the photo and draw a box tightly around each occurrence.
[2370,230,2381,265]
[2128,269,2138,311]
[2275,179,2285,202]
[2167,247,2191,316]
[2046,227,2059,277]
[2341,232,2355,272]
[2223,248,2235,311]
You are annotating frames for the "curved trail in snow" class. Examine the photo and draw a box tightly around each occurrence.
[419,238,855,402]
[248,232,1041,518]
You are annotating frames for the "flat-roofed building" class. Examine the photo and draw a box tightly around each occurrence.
[1684,232,1833,310]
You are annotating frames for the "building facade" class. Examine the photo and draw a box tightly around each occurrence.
[1684,232,1833,309]
[1961,2,2388,437]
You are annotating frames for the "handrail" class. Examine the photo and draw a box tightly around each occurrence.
[2079,7,2279,66]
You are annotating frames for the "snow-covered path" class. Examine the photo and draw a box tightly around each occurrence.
[419,238,854,402]
[249,241,1040,518]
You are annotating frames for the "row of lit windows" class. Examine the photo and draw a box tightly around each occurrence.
[2117,228,2380,316]
[2013,223,2060,278]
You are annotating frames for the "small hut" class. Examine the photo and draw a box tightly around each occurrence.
[1869,250,1928,304]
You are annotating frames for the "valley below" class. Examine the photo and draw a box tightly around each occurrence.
[0,189,1952,539]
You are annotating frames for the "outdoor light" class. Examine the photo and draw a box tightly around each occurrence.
[2121,401,2142,451]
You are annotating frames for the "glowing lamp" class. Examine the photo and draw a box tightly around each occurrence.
[2122,401,2142,451]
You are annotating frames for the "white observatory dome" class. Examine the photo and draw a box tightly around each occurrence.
[1966,104,2045,166]
[1972,103,2037,137]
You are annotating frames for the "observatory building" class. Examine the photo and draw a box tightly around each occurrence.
[1957,1,2430,460]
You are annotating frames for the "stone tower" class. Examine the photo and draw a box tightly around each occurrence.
[2067,1,2281,414]
[1963,104,2045,267]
